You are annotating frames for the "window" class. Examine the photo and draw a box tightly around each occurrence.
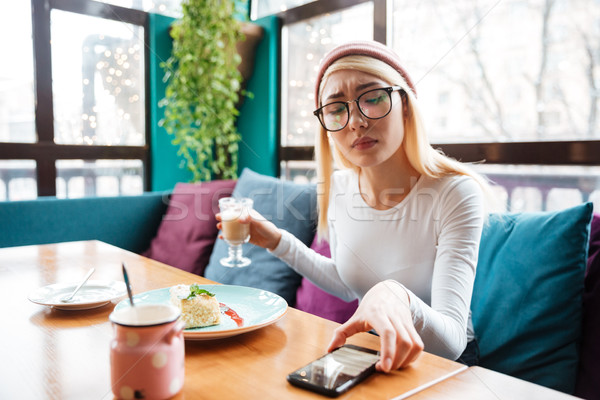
[277,0,386,182]
[252,0,317,19]
[97,0,182,17]
[0,1,35,144]
[282,2,374,147]
[0,160,37,201]
[268,0,600,212]
[0,0,153,200]
[390,0,598,143]
[51,9,146,147]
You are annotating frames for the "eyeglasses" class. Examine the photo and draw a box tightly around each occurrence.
[313,86,405,132]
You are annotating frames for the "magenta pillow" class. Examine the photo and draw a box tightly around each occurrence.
[295,236,358,323]
[575,212,600,400]
[143,180,236,276]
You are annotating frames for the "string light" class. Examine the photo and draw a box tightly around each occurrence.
[76,34,144,146]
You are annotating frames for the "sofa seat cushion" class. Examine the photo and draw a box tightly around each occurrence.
[204,169,317,305]
[295,236,358,323]
[575,212,600,400]
[471,202,593,394]
[143,180,236,276]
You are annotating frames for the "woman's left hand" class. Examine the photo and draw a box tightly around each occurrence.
[327,280,424,372]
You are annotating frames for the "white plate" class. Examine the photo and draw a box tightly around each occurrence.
[28,280,127,310]
[114,284,288,340]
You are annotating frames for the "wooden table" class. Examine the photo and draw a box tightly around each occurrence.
[406,366,579,400]
[0,241,577,399]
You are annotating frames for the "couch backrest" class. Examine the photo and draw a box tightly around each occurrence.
[0,193,169,253]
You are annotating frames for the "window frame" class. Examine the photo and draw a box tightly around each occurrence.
[0,0,151,197]
[274,0,600,170]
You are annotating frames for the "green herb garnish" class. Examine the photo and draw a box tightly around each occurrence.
[186,284,215,300]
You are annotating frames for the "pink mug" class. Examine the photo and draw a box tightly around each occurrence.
[109,304,185,400]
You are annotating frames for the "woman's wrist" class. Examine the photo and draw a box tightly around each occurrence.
[267,230,282,251]
[381,280,410,307]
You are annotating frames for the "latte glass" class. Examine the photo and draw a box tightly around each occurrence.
[219,197,253,267]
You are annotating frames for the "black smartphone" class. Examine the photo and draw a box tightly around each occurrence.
[286,344,380,397]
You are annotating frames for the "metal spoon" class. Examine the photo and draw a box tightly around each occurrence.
[61,267,95,302]
[122,263,134,306]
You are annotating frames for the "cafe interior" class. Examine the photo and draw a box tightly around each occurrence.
[1,0,599,399]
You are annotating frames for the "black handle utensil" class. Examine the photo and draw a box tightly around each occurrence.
[122,263,134,307]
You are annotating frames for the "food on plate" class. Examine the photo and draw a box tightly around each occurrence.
[169,284,221,329]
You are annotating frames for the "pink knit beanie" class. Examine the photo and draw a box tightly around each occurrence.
[314,40,417,108]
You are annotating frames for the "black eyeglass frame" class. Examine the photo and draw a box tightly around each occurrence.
[313,86,405,132]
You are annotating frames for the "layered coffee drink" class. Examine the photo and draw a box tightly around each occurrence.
[218,197,253,267]
[221,208,250,245]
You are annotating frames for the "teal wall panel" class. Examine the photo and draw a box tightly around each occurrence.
[147,13,280,189]
[148,13,192,191]
[237,15,280,177]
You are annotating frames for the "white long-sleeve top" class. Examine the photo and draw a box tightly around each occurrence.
[269,169,484,360]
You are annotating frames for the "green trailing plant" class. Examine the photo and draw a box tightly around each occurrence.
[159,0,248,181]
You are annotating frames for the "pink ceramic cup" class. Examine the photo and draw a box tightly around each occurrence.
[109,304,185,400]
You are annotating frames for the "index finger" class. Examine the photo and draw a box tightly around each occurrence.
[327,319,370,353]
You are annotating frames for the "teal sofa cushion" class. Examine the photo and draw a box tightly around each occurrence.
[205,168,317,305]
[471,202,593,394]
[0,193,169,253]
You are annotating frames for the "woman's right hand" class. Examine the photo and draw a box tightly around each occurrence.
[327,280,424,372]
[216,209,282,251]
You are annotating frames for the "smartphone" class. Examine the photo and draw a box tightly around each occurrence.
[286,344,380,397]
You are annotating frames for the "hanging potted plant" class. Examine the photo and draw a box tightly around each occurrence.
[159,0,259,181]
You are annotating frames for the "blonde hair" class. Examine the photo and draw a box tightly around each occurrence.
[315,55,495,240]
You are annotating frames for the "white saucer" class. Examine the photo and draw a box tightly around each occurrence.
[28,280,127,310]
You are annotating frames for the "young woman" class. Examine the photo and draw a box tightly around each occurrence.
[219,40,493,372]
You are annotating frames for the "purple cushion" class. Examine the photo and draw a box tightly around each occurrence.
[142,180,236,276]
[576,212,600,400]
[295,236,358,323]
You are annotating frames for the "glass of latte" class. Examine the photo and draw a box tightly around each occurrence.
[218,197,253,267]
